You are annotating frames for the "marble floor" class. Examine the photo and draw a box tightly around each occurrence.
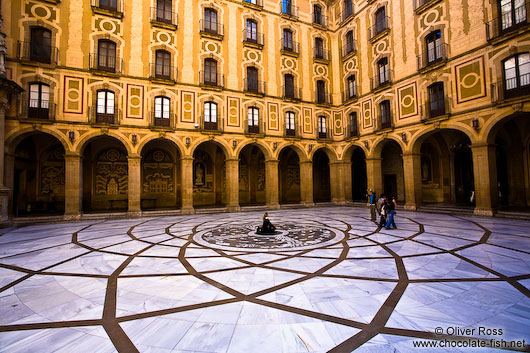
[0,207,529,352]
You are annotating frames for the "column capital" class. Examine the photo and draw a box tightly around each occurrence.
[265,158,279,164]
[470,143,495,149]
[329,161,345,166]
[401,152,421,158]
[300,160,313,165]
[127,154,141,160]
[64,152,82,159]
[225,158,239,163]
[180,156,194,161]
[365,157,382,162]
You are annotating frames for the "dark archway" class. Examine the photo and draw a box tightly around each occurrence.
[140,139,181,210]
[239,144,266,205]
[351,147,367,201]
[82,136,128,212]
[193,141,226,207]
[13,133,65,216]
[313,149,331,202]
[278,147,301,204]
[381,140,405,203]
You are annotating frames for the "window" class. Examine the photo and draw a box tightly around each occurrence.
[30,27,51,64]
[204,101,218,130]
[248,107,259,133]
[246,66,259,93]
[99,0,118,11]
[500,0,527,31]
[375,7,387,34]
[318,116,327,138]
[349,112,358,137]
[315,37,324,59]
[426,30,443,64]
[347,75,357,99]
[317,80,326,103]
[204,58,218,85]
[246,0,257,4]
[313,4,322,24]
[428,82,445,118]
[380,100,391,129]
[377,57,390,85]
[286,111,296,136]
[345,30,354,55]
[156,0,172,23]
[344,0,353,18]
[204,8,218,34]
[284,74,295,98]
[282,0,292,15]
[155,50,171,79]
[283,28,293,51]
[96,90,115,124]
[246,19,258,43]
[503,53,530,98]
[97,40,116,72]
[28,83,50,119]
[154,96,171,127]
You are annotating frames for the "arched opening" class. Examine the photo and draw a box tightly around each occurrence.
[313,149,331,202]
[82,136,128,213]
[351,147,367,201]
[193,141,226,207]
[239,144,266,206]
[278,147,300,204]
[140,139,181,210]
[12,132,65,216]
[381,140,405,202]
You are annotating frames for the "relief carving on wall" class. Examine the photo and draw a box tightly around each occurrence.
[143,150,174,193]
[286,158,300,190]
[95,148,128,195]
[193,150,213,191]
[40,146,65,196]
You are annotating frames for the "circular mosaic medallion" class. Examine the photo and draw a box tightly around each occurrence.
[194,223,343,252]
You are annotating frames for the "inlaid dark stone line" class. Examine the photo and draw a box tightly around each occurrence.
[0,319,103,333]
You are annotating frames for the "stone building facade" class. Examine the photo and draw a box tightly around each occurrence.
[0,0,529,221]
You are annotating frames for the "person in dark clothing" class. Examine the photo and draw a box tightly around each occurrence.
[257,212,276,234]
[385,197,397,229]
[378,195,387,227]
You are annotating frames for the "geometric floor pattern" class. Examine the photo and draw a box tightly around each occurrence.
[0,207,529,352]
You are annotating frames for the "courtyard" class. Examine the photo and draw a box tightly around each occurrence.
[0,207,529,352]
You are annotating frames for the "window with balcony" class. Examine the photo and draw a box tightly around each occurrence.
[97,39,117,72]
[156,0,172,23]
[314,37,324,59]
[318,116,327,138]
[286,111,296,136]
[155,50,171,79]
[99,0,118,12]
[96,89,115,124]
[426,30,443,64]
[204,101,218,130]
[500,0,527,31]
[380,100,391,129]
[204,58,218,85]
[349,112,358,137]
[317,80,326,104]
[154,96,171,127]
[30,27,52,64]
[282,28,293,51]
[284,74,295,98]
[204,8,218,34]
[282,0,293,15]
[375,7,387,34]
[246,19,258,43]
[428,82,446,118]
[246,66,259,93]
[377,57,390,85]
[345,30,355,55]
[313,4,323,24]
[28,82,50,119]
[248,106,259,133]
[347,75,357,99]
[503,53,530,98]
[343,0,353,18]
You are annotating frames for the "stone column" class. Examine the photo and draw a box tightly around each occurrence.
[64,153,83,220]
[402,153,422,211]
[330,161,346,204]
[300,160,314,207]
[365,157,383,197]
[127,155,142,217]
[0,96,8,223]
[343,160,353,202]
[225,158,240,212]
[180,156,194,214]
[471,144,497,216]
[265,158,280,209]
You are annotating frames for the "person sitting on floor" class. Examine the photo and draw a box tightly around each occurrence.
[257,212,276,234]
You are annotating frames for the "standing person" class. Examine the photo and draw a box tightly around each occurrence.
[367,189,376,222]
[385,196,397,230]
[376,194,385,215]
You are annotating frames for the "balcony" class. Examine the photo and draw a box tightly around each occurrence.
[313,48,330,63]
[200,116,224,133]
[22,101,56,121]
[242,0,263,10]
[149,63,177,83]
[90,106,120,125]
[17,41,59,65]
[315,91,332,105]
[420,97,451,121]
[417,43,448,72]
[317,124,331,140]
[342,86,358,103]
[199,71,225,90]
[312,13,329,28]
[280,39,300,56]
[242,29,264,49]
[150,7,178,29]
[414,0,443,14]
[150,111,175,129]
[491,75,530,103]
[341,41,357,59]
[486,3,530,42]
[339,2,354,23]
[90,0,123,18]
[368,17,391,42]
[280,1,299,19]
[370,70,393,91]
[89,53,123,75]
[348,122,359,138]
[282,85,302,101]
[285,124,301,138]
[244,120,265,135]
[199,20,224,40]
[243,78,266,96]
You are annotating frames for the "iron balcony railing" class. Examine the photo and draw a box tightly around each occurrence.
[199,19,224,37]
[280,1,299,18]
[23,101,56,121]
[90,0,124,14]
[342,41,357,58]
[200,115,224,132]
[369,16,391,40]
[243,0,263,8]
[285,121,301,138]
[338,2,354,22]
[486,2,530,40]
[242,29,265,46]
[199,71,225,88]
[417,43,448,71]
[342,86,358,102]
[414,0,438,11]
[149,63,177,81]
[313,47,330,61]
[312,12,329,27]
[244,119,265,135]
[491,75,530,102]
[379,113,393,130]
[315,90,332,105]
[282,85,302,100]
[150,111,175,129]
[89,106,121,125]
[281,38,300,54]
[89,53,123,74]
[371,70,393,90]
[317,122,331,140]
[150,7,178,27]
[243,78,267,95]
[17,41,59,65]
[348,121,359,138]
[420,97,451,121]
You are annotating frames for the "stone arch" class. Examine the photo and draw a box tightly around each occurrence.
[309,146,338,162]
[370,135,405,158]
[138,135,185,158]
[275,142,308,161]
[6,127,70,155]
[75,131,133,156]
[236,140,272,159]
[342,142,368,161]
[409,124,476,154]
[190,138,231,160]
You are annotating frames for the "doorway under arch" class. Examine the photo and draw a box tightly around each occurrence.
[278,147,301,204]
[239,144,266,206]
